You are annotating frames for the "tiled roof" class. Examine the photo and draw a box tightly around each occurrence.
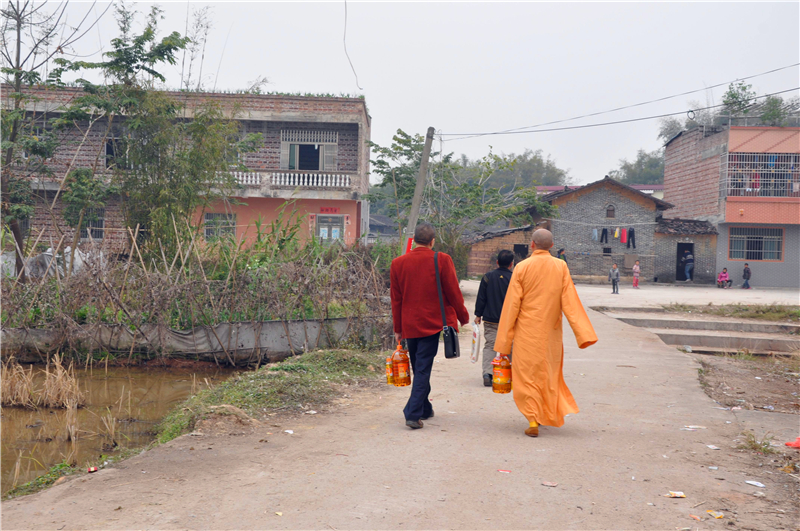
[540,176,674,210]
[464,225,533,245]
[656,218,718,235]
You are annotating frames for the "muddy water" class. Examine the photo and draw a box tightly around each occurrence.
[1,365,234,494]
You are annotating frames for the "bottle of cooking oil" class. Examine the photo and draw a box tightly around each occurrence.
[492,353,512,394]
[392,344,411,387]
[385,354,394,385]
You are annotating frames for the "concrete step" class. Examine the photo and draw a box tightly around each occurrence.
[646,328,800,353]
[681,346,794,358]
[610,314,800,335]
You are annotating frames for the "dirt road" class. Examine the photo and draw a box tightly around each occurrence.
[3,283,797,530]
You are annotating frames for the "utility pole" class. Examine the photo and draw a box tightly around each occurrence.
[403,126,435,254]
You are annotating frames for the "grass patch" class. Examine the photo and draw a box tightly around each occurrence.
[156,349,385,444]
[664,303,800,323]
[737,430,777,454]
[5,461,75,499]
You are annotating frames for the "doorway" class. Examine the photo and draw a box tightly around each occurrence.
[513,244,529,264]
[676,242,694,281]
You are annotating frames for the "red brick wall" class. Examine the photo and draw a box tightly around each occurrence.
[663,127,728,220]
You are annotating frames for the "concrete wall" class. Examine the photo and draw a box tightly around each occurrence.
[716,223,800,288]
[549,184,659,280]
[654,233,717,284]
[663,127,728,222]
[467,228,534,278]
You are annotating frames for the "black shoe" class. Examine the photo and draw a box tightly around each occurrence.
[406,419,423,429]
[483,374,492,387]
[421,411,434,420]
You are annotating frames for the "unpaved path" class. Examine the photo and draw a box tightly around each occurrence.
[3,283,797,530]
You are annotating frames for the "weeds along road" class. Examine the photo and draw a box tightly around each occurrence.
[2,282,797,530]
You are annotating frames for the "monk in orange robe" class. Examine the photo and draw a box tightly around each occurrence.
[494,229,598,437]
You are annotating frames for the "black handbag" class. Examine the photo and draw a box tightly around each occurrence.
[435,252,460,359]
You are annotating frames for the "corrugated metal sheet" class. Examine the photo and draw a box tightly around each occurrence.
[728,127,800,153]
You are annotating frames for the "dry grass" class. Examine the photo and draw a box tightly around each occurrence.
[1,358,37,408]
[39,355,85,408]
[2,354,87,409]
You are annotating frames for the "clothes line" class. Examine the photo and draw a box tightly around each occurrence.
[543,218,661,226]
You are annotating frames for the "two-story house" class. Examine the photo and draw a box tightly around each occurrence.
[663,126,799,288]
[5,87,371,251]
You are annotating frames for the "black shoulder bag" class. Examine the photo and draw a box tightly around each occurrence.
[435,252,460,359]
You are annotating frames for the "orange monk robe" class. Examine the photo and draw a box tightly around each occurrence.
[493,249,598,427]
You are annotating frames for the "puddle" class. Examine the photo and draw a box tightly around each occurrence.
[1,364,235,494]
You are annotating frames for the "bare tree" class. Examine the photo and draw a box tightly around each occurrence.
[1,0,110,281]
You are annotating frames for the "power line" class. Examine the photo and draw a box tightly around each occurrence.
[440,63,800,139]
[343,0,363,91]
[440,87,800,141]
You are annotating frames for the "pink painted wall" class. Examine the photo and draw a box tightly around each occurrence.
[195,198,360,246]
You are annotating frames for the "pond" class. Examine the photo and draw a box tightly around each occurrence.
[1,364,235,495]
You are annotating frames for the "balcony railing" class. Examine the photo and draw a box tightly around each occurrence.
[222,171,357,191]
[724,152,800,198]
[270,172,352,189]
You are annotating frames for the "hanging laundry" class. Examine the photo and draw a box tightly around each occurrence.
[592,228,598,241]
[627,228,636,249]
[614,227,620,239]
[620,228,627,243]
[600,228,608,243]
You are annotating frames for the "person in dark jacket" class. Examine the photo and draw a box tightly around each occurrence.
[390,223,469,429]
[681,249,694,281]
[742,263,752,289]
[557,248,567,263]
[474,250,514,387]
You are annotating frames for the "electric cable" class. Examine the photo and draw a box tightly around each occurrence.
[343,0,363,91]
[440,87,800,141]
[439,63,800,138]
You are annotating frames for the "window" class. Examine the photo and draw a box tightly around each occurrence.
[105,139,119,169]
[606,205,616,218]
[729,227,782,261]
[316,215,344,243]
[280,130,338,171]
[603,247,612,256]
[204,213,236,240]
[19,217,30,237]
[80,208,105,240]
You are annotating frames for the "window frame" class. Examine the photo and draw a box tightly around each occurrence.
[204,212,237,241]
[80,208,105,241]
[728,227,783,262]
[606,205,616,219]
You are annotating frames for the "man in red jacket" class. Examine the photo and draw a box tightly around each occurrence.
[391,223,470,429]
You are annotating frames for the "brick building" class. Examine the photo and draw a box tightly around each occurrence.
[664,126,800,288]
[466,225,534,277]
[654,219,718,283]
[537,178,673,281]
[4,86,371,252]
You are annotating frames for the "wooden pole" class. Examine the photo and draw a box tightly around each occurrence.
[403,126,435,254]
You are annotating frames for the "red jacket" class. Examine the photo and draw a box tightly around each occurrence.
[390,246,470,339]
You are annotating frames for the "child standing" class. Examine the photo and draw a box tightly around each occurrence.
[632,260,640,289]
[609,263,620,294]
[742,263,752,289]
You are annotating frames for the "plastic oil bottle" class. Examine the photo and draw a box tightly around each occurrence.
[385,354,394,385]
[492,353,512,394]
[392,344,411,387]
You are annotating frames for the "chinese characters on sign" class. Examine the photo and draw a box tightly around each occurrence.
[320,207,340,214]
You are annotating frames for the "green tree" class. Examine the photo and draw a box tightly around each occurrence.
[760,95,787,126]
[722,81,756,117]
[61,168,115,276]
[608,149,664,185]
[657,117,684,143]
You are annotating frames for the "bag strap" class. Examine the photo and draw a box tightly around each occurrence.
[434,252,447,330]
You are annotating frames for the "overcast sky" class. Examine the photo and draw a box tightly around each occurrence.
[56,1,800,184]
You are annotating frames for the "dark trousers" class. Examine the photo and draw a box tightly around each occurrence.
[403,333,439,421]
[612,279,619,293]
[627,228,636,249]
[600,228,608,243]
